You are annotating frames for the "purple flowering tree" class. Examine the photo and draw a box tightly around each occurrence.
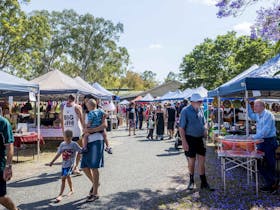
[216,0,280,44]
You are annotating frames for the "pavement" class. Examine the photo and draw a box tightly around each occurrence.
[2,127,189,210]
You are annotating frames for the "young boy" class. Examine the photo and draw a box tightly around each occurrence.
[49,130,82,202]
[82,99,111,153]
[146,114,155,140]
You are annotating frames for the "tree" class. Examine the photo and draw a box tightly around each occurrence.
[30,9,130,85]
[216,0,280,42]
[0,0,50,78]
[122,71,145,90]
[141,70,158,89]
[165,71,179,82]
[180,32,274,90]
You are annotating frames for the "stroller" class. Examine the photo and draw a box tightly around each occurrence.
[174,120,182,149]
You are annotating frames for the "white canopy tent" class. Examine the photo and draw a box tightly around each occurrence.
[74,76,111,99]
[0,71,41,159]
[138,93,154,102]
[119,100,130,105]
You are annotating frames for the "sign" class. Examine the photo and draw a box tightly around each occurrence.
[8,96,13,106]
[29,92,36,102]
[252,90,261,97]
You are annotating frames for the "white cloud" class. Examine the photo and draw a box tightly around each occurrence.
[149,44,163,49]
[187,0,218,6]
[233,22,252,35]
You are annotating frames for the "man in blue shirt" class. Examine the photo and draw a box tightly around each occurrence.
[248,99,278,193]
[179,93,214,191]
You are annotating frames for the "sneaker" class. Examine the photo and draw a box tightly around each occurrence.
[187,181,195,190]
[105,147,113,154]
[260,186,273,193]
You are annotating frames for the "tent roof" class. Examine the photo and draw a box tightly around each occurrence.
[119,100,130,105]
[74,77,111,99]
[158,87,208,101]
[31,69,92,95]
[92,82,114,96]
[0,71,38,94]
[159,90,183,101]
[208,54,280,98]
[132,95,143,102]
[138,93,154,102]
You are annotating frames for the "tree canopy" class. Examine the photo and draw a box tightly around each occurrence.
[179,32,274,90]
[0,1,131,90]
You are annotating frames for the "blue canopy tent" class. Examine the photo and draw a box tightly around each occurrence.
[208,54,280,135]
[208,54,280,98]
[158,90,182,101]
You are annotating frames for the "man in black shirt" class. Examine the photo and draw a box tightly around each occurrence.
[126,102,136,136]
[138,104,144,130]
[166,103,177,139]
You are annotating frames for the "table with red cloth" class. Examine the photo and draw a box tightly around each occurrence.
[13,132,45,162]
[218,135,264,197]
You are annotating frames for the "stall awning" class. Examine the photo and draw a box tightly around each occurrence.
[92,82,114,97]
[74,77,111,99]
[31,69,92,95]
[0,70,39,95]
[138,93,154,102]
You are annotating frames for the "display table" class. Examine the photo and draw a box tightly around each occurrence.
[28,127,63,139]
[218,136,264,196]
[13,132,45,162]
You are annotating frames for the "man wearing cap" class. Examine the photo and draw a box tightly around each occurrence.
[179,93,213,191]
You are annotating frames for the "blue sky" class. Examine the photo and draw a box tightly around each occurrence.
[21,0,270,82]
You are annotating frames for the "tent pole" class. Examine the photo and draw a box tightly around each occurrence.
[37,90,41,161]
[76,92,80,104]
[233,107,236,125]
[218,96,221,135]
[245,90,249,136]
[206,98,209,142]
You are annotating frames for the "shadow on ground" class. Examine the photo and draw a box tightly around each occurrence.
[156,147,183,157]
[9,172,61,188]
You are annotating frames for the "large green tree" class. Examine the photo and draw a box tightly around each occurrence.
[180,32,274,90]
[31,10,129,87]
[0,0,50,78]
[141,70,158,89]
[165,71,180,82]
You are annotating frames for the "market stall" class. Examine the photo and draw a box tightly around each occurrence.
[30,69,97,140]
[208,54,280,196]
[0,70,41,159]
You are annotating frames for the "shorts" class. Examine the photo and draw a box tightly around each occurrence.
[0,171,6,197]
[167,121,175,130]
[129,119,135,128]
[184,135,206,158]
[61,167,73,177]
[72,137,82,147]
